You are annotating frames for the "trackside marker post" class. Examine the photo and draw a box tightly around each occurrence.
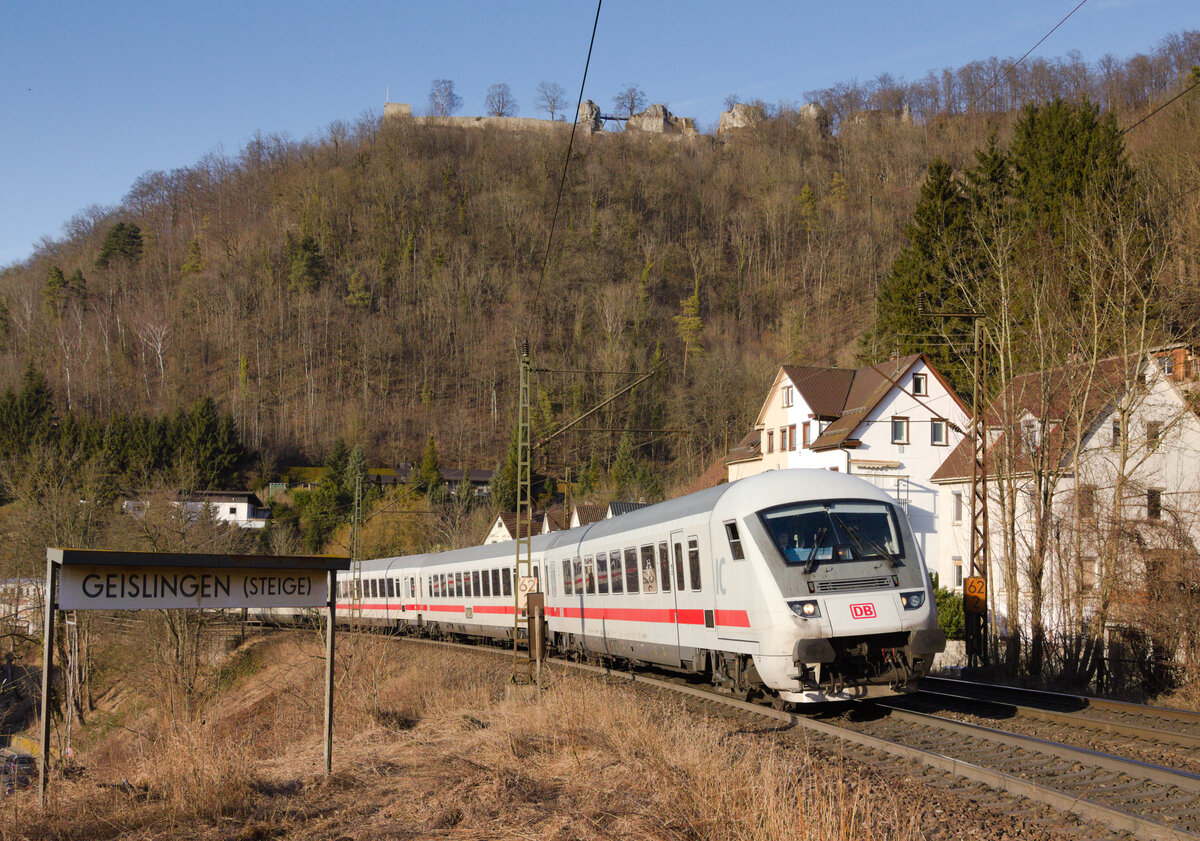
[38,549,350,808]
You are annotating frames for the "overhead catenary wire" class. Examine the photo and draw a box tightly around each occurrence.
[529,0,603,331]
[965,0,1090,114]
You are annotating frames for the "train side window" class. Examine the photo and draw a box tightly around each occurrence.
[533,565,539,586]
[624,548,639,594]
[387,578,395,598]
[482,569,491,597]
[658,542,671,591]
[503,568,512,596]
[674,541,686,590]
[595,554,608,594]
[562,560,573,595]
[472,571,481,596]
[609,551,624,593]
[641,545,658,593]
[583,556,595,594]
[492,568,501,595]
[454,572,462,597]
[572,558,583,594]
[724,521,745,560]
[369,579,377,599]
[688,537,702,590]
[412,578,417,598]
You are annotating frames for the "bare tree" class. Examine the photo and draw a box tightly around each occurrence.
[427,79,462,117]
[534,81,567,120]
[485,83,518,117]
[611,84,647,120]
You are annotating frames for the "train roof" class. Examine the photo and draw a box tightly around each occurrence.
[356,469,894,573]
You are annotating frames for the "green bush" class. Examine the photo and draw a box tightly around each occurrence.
[934,587,965,641]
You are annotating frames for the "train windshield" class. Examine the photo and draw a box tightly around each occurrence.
[758,499,904,569]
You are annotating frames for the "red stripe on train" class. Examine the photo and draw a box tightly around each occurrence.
[334,602,750,628]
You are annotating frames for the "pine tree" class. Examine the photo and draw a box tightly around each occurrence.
[416,434,442,496]
[180,236,204,277]
[67,268,87,302]
[95,222,143,269]
[344,270,371,308]
[42,265,67,319]
[861,158,972,390]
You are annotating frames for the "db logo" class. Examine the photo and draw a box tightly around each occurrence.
[849,603,877,620]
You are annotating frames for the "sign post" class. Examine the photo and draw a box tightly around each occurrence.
[38,549,349,808]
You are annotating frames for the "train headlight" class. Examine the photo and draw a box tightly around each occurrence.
[900,591,925,610]
[789,600,821,618]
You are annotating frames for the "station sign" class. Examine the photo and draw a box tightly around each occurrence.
[58,564,328,610]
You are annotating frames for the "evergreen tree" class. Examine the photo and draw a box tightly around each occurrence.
[67,268,87,302]
[415,434,442,496]
[95,222,144,269]
[860,158,973,391]
[180,236,204,277]
[42,265,67,319]
[286,232,325,293]
[344,270,371,308]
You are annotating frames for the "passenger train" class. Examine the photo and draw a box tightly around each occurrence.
[334,469,946,703]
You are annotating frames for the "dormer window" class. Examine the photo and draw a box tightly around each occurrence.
[912,373,927,396]
[782,385,794,408]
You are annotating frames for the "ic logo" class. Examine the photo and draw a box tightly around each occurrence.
[850,603,877,620]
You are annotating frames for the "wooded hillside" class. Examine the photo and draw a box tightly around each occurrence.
[2,33,1198,496]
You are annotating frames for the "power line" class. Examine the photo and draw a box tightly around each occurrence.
[966,0,1090,114]
[1117,75,1200,139]
[529,0,603,327]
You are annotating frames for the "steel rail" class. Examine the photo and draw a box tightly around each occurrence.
[913,685,1200,750]
[923,676,1200,723]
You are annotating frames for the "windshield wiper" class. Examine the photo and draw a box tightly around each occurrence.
[830,513,899,567]
[804,527,827,573]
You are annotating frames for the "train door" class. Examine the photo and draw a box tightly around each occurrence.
[658,538,680,654]
[669,529,697,658]
[713,519,756,643]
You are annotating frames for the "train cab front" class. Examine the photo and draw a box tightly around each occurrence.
[750,496,945,702]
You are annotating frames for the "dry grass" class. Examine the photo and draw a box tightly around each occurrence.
[4,633,925,840]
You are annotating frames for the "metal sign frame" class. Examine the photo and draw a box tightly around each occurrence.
[37,548,350,808]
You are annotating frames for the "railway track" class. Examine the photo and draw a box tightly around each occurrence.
[917,675,1200,750]
[385,634,1198,840]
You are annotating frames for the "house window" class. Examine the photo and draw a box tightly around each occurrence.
[782,385,794,408]
[952,492,963,524]
[1110,419,1122,450]
[891,417,909,444]
[779,426,789,450]
[228,506,237,515]
[1079,486,1096,519]
[931,419,948,446]
[802,422,810,448]
[788,424,797,451]
[766,430,774,453]
[953,557,963,588]
[1081,556,1097,591]
[1147,421,1161,452]
[1147,489,1162,520]
[912,373,927,396]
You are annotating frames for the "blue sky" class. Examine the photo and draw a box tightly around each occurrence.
[1,0,1195,267]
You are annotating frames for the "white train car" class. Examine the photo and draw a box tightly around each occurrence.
[339,469,946,703]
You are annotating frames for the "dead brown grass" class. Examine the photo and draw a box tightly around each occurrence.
[4,633,925,841]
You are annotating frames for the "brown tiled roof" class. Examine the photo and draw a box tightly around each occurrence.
[684,457,729,494]
[810,354,924,451]
[572,504,604,527]
[930,355,1135,483]
[492,512,546,540]
[723,428,762,465]
[780,366,856,418]
[543,507,568,532]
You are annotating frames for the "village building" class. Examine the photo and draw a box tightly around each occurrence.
[725,354,971,577]
[931,346,1200,642]
[122,490,271,529]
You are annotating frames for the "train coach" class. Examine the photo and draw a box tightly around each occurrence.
[332,469,946,703]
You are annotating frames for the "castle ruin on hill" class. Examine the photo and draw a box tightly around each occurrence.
[383,98,827,139]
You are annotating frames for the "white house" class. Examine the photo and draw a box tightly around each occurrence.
[931,346,1200,638]
[123,490,271,529]
[726,354,970,575]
